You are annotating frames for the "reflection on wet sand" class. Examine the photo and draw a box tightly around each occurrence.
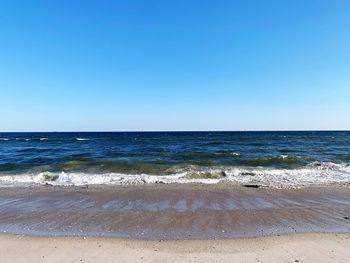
[0,184,350,240]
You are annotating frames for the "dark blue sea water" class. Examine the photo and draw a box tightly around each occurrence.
[0,131,350,187]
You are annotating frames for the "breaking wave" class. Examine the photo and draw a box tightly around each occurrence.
[0,162,349,188]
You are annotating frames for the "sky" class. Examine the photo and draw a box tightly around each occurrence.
[1,0,350,131]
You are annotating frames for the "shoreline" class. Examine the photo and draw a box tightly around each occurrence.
[1,184,350,239]
[1,232,350,262]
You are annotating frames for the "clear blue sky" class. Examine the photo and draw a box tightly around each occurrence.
[1,0,349,131]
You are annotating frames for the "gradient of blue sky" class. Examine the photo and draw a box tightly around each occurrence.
[1,0,349,131]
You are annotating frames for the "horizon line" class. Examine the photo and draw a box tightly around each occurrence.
[1,129,350,133]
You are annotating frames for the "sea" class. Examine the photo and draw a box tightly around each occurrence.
[0,131,350,188]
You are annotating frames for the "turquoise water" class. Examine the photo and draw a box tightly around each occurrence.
[0,131,349,187]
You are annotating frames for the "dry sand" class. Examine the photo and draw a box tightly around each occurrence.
[1,233,350,263]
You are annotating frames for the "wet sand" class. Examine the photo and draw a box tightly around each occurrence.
[1,232,350,262]
[0,184,350,239]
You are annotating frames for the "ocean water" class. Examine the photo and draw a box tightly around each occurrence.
[0,131,349,188]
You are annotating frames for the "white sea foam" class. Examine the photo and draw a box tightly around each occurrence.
[0,162,349,188]
[40,138,48,141]
[0,138,9,141]
[76,138,90,141]
[231,152,240,156]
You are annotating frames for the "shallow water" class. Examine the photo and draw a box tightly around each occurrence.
[0,185,349,239]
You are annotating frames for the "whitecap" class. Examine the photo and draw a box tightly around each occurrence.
[0,162,349,188]
[0,162,350,188]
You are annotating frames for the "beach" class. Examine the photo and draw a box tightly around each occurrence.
[1,184,350,239]
[1,233,350,262]
[1,132,350,261]
[0,184,350,262]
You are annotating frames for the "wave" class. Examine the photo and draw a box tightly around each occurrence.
[3,138,36,142]
[0,162,349,188]
[16,147,51,153]
[76,138,90,141]
[239,155,306,167]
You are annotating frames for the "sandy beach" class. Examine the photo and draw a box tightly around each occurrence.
[1,184,350,239]
[1,233,350,263]
[1,184,350,262]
